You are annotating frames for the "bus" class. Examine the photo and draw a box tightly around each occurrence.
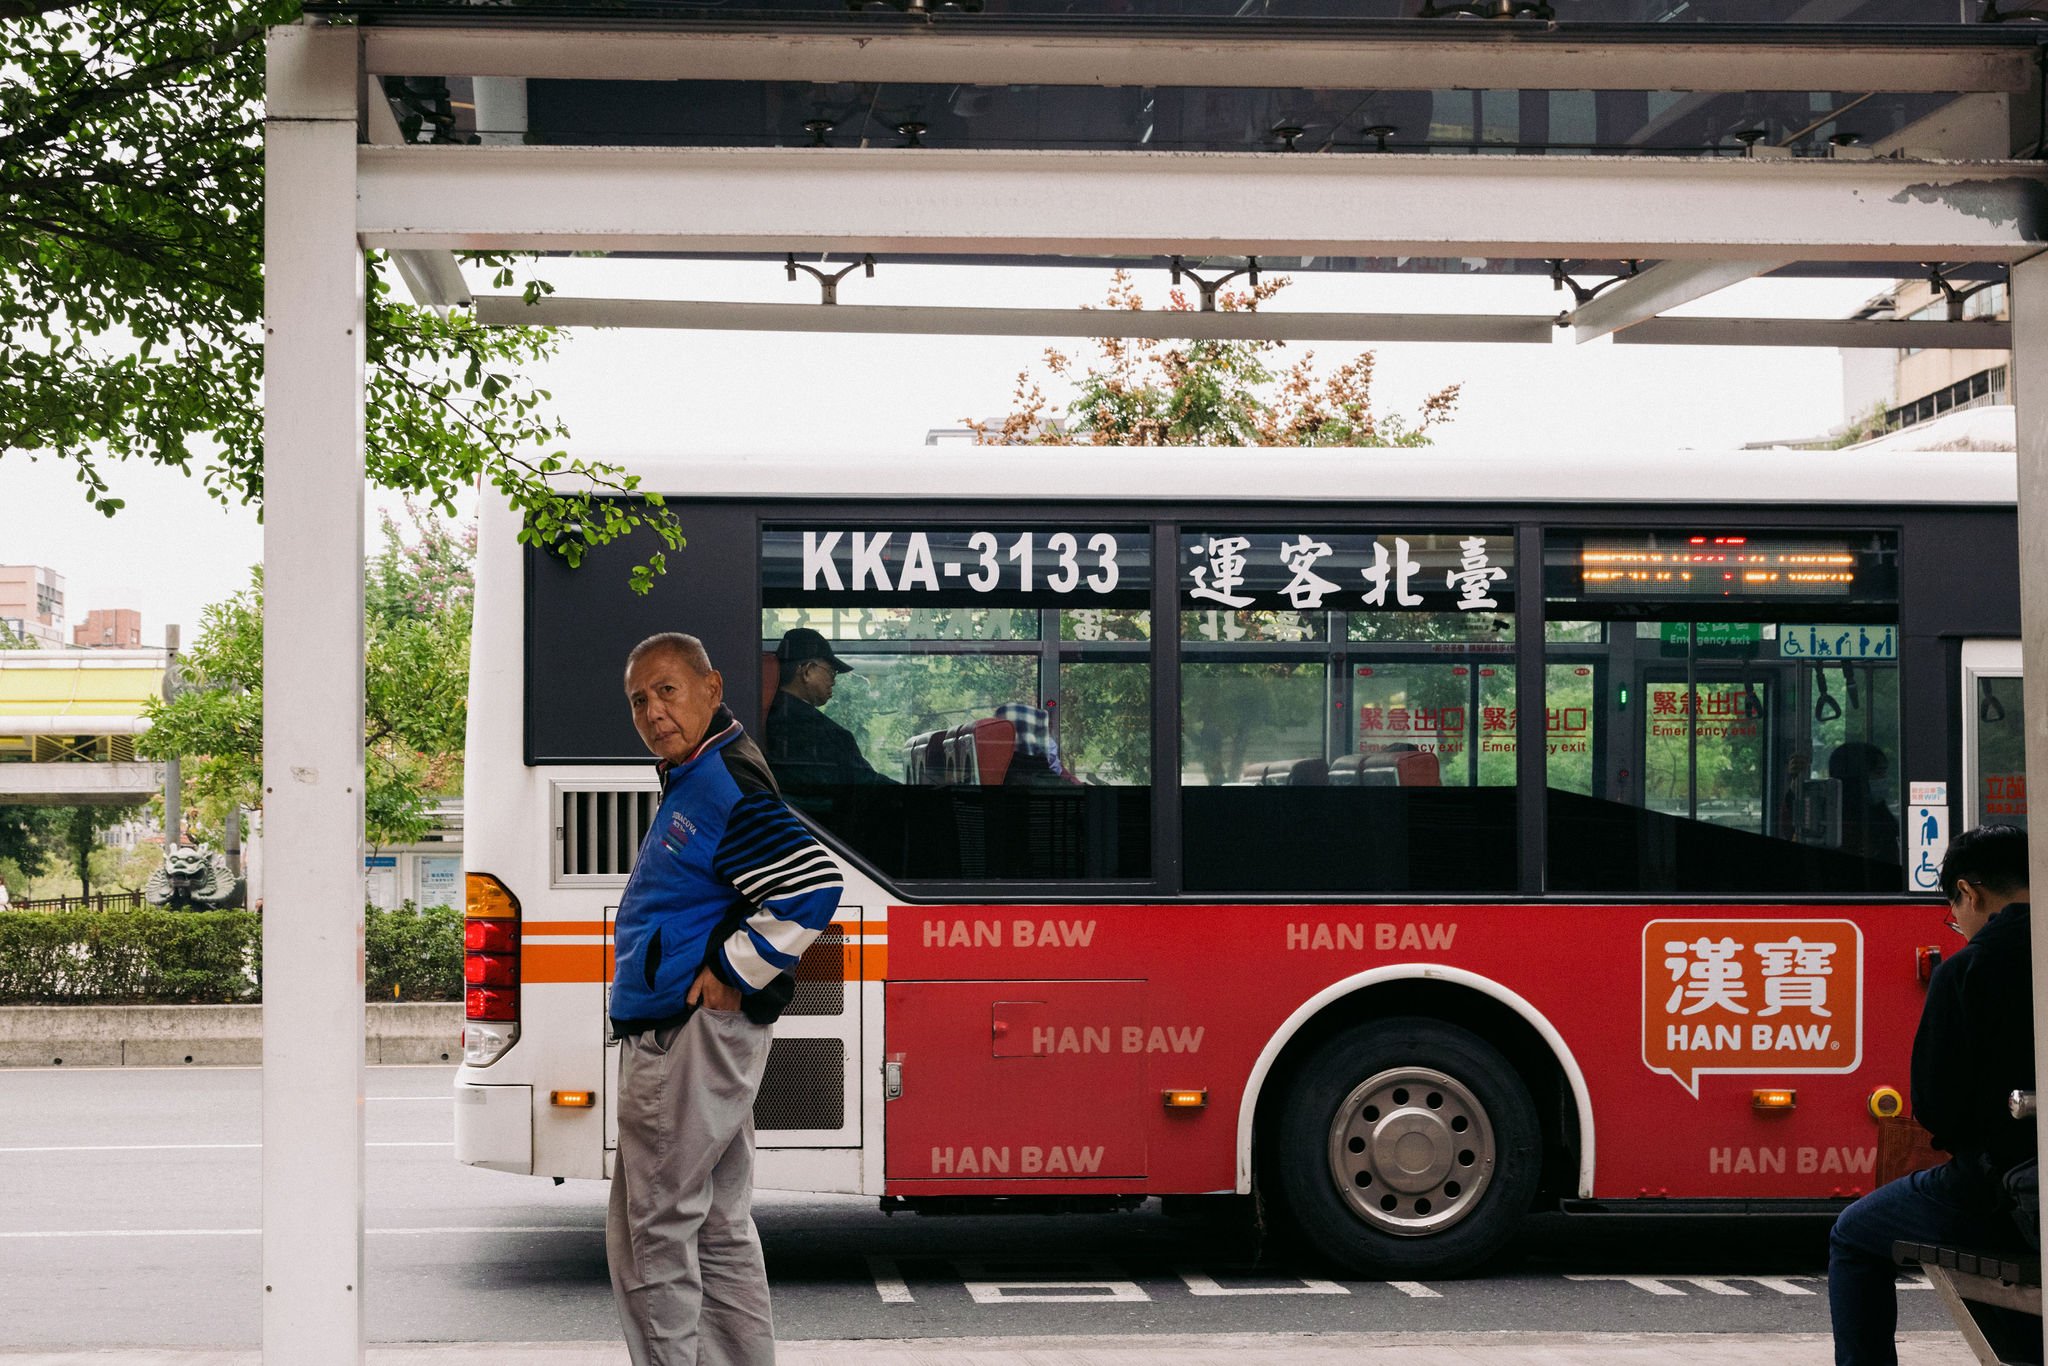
[454,444,2027,1277]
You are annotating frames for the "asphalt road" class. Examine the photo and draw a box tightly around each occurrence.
[0,1065,1960,1349]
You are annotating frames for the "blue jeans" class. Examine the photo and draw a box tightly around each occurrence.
[1828,1159,2016,1366]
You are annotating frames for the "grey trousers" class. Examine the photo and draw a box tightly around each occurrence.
[607,1008,776,1366]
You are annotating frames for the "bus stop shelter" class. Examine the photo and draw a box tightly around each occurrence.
[262,5,2048,1360]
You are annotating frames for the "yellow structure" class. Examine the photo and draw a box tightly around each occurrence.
[0,649,167,803]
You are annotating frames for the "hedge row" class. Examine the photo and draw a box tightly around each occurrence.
[0,902,463,1004]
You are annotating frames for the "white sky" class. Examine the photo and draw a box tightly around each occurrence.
[0,260,1883,644]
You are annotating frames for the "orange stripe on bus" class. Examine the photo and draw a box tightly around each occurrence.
[520,942,884,986]
[522,943,614,983]
[522,919,884,943]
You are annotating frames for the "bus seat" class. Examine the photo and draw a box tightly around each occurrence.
[1330,750,1441,787]
[958,716,1024,778]
[1328,754,1397,787]
[905,719,1018,786]
[1242,758,1328,786]
[1394,750,1441,787]
[760,651,780,723]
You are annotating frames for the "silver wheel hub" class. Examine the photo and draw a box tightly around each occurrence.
[1326,1065,1496,1236]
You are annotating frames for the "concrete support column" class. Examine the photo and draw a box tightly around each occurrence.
[261,23,367,1366]
[2007,250,2048,1366]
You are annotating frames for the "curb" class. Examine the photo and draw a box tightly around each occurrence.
[0,1334,1982,1365]
[0,1002,464,1067]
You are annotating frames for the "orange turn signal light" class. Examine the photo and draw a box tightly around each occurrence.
[550,1090,596,1109]
[466,872,520,920]
[1163,1089,1208,1109]
[1751,1088,1798,1112]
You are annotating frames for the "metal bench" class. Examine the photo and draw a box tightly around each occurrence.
[1891,1090,2041,1366]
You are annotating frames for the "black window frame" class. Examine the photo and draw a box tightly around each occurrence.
[525,495,2020,906]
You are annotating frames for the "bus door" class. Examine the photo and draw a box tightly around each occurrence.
[601,891,866,1157]
[1962,640,2029,834]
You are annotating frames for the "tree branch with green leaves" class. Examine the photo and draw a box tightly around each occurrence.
[1,0,681,587]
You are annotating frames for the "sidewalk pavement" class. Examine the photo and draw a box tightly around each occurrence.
[0,1334,1980,1365]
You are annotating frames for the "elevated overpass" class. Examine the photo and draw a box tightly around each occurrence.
[0,649,167,806]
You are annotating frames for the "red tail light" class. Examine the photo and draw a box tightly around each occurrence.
[464,919,518,953]
[464,873,521,1036]
[465,952,516,987]
[466,986,518,1022]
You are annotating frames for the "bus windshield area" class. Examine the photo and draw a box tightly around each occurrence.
[750,522,1907,896]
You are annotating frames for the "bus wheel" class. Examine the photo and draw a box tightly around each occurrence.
[1272,1016,1539,1278]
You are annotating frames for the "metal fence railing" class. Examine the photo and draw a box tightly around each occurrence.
[7,891,147,913]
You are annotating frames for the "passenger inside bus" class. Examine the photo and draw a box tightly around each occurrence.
[1828,740,1901,863]
[763,627,896,792]
[991,702,1075,787]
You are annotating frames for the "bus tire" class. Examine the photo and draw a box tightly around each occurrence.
[1271,1016,1540,1278]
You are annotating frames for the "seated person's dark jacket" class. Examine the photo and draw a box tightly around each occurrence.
[1911,901,2036,1188]
[765,690,892,789]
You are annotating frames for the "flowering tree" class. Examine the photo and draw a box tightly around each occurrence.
[969,272,1465,785]
[969,271,1462,448]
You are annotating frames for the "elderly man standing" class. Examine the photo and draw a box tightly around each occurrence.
[608,632,842,1366]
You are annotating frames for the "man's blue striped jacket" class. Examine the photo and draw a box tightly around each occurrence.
[608,706,843,1034]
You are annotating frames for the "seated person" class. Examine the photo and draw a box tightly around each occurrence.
[1829,741,1901,864]
[993,702,1073,787]
[764,628,894,790]
[1828,824,2035,1365]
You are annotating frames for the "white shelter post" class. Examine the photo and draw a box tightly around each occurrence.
[2011,251,2048,1366]
[261,22,368,1365]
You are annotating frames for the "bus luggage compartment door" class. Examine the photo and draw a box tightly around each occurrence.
[886,980,1147,1183]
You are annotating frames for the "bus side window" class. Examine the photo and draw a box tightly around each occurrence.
[1542,529,1903,895]
[758,531,1154,883]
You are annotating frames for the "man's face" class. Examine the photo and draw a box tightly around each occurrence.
[626,648,725,765]
[1947,877,2004,941]
[791,659,838,707]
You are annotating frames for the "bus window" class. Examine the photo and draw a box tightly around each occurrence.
[1969,671,2028,829]
[760,527,1152,883]
[1543,531,1903,894]
[1176,529,1518,894]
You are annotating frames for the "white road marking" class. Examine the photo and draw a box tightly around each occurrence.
[1565,1275,1687,1296]
[865,1255,915,1304]
[0,1141,451,1153]
[1178,1267,1349,1297]
[1387,1281,1444,1299]
[1565,1274,1822,1297]
[955,1258,1149,1304]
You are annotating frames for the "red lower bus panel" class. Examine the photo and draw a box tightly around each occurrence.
[887,980,1150,1185]
[883,902,1937,1203]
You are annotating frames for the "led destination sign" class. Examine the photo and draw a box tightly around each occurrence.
[1557,533,1896,605]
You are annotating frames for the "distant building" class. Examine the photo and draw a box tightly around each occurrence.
[73,608,144,649]
[1841,276,2009,434]
[0,566,67,648]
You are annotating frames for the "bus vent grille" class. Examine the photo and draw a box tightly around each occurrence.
[754,1038,845,1132]
[788,926,846,1017]
[557,789,659,880]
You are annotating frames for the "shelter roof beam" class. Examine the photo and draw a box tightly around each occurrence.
[357,147,2048,263]
[358,27,2036,96]
[1566,259,1789,343]
[470,295,2011,350]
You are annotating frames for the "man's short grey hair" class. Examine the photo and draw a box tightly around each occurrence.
[625,632,715,679]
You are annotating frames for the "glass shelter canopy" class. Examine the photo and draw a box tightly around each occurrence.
[331,1,2048,285]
